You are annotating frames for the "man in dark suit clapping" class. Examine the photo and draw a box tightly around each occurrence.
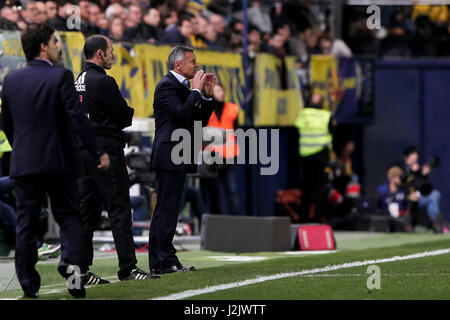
[0,23,109,298]
[150,46,216,274]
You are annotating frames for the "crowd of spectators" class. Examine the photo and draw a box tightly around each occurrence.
[344,4,450,57]
[3,1,450,59]
[0,0,352,62]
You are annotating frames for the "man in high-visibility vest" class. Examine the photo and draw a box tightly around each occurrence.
[0,95,15,255]
[0,98,12,156]
[202,83,240,215]
[295,92,335,222]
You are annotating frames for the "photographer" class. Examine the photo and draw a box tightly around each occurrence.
[377,166,410,232]
[403,146,445,233]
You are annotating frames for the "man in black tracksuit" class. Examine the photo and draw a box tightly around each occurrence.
[75,35,159,284]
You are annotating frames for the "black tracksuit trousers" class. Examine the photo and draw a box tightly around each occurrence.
[79,147,137,279]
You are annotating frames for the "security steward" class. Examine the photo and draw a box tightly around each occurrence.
[202,83,240,215]
[75,35,159,284]
[295,92,335,222]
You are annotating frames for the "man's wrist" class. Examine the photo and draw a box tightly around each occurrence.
[192,88,212,100]
[202,93,213,101]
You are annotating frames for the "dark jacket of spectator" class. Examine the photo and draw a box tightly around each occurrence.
[49,14,69,31]
[0,17,19,30]
[161,26,190,46]
[138,23,163,42]
[81,21,100,37]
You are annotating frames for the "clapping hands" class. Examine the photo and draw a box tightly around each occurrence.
[202,73,217,97]
[192,69,216,97]
[192,69,206,91]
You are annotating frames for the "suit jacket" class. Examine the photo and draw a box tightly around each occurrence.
[1,59,101,178]
[150,72,214,173]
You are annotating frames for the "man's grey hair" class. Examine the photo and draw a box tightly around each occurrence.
[105,3,124,19]
[167,46,194,70]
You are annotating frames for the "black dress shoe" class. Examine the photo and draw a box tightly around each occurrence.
[68,285,86,299]
[119,268,160,280]
[57,263,86,298]
[57,263,70,278]
[159,265,196,274]
[23,292,39,299]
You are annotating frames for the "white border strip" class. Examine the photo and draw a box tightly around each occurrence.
[152,248,450,300]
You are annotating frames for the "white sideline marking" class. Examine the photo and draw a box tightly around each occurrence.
[39,276,117,289]
[152,248,450,300]
[208,256,268,262]
[0,278,122,299]
[38,279,121,296]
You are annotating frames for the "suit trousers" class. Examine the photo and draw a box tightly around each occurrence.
[13,173,82,296]
[79,148,137,279]
[149,169,186,272]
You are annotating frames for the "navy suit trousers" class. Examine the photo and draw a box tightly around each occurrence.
[13,173,82,296]
[148,169,186,272]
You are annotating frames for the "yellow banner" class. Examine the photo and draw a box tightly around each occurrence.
[58,31,85,79]
[9,32,246,120]
[196,49,247,124]
[253,53,303,126]
[134,44,172,117]
[309,55,340,112]
[0,30,26,92]
[133,45,246,119]
[107,43,146,116]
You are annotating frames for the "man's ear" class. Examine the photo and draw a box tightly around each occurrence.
[40,42,48,53]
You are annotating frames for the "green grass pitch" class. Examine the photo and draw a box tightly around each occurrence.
[0,232,449,300]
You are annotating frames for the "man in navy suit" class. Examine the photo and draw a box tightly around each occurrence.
[0,23,109,298]
[150,46,216,274]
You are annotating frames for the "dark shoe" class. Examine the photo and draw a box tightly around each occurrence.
[57,263,86,298]
[81,272,110,285]
[68,285,86,299]
[120,268,160,281]
[159,265,196,274]
[57,263,70,278]
[23,292,38,299]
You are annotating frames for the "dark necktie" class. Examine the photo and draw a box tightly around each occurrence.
[182,79,190,89]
